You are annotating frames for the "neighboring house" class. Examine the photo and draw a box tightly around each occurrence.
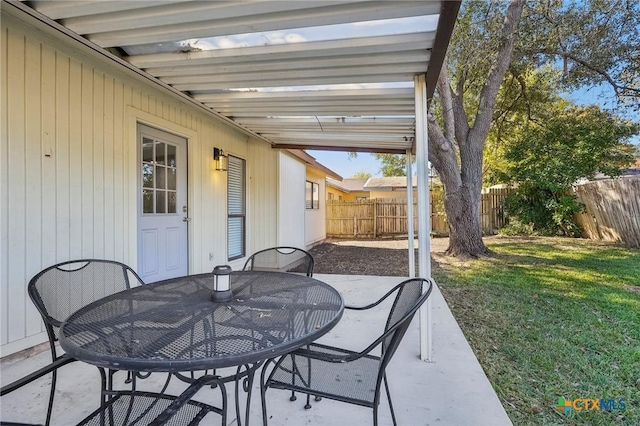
[326,178,370,201]
[625,157,640,176]
[576,158,640,184]
[364,176,418,200]
[0,11,337,356]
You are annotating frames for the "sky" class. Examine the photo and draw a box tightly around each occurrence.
[307,150,382,179]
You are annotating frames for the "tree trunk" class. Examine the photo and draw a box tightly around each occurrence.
[443,185,490,257]
[427,0,525,257]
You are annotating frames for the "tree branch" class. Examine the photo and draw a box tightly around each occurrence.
[536,48,640,96]
[437,63,456,142]
[470,0,526,148]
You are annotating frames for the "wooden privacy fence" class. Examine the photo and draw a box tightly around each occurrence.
[573,176,640,248]
[326,187,512,238]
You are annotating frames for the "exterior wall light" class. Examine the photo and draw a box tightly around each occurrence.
[213,147,228,171]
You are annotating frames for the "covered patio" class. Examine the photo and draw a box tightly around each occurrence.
[2,1,512,424]
[1,274,511,425]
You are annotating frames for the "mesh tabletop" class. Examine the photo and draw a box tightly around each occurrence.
[59,271,344,372]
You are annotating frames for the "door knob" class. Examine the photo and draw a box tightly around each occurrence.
[182,217,191,222]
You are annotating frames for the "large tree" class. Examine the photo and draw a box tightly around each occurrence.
[429,0,640,256]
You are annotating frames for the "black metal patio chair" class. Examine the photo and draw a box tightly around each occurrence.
[0,359,227,426]
[26,259,148,425]
[260,277,434,426]
[242,247,314,276]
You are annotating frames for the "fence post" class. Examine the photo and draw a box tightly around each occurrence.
[373,198,377,238]
[353,214,357,237]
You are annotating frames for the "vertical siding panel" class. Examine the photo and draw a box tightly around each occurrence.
[55,53,71,262]
[6,29,27,343]
[81,64,94,257]
[131,87,141,109]
[40,38,56,269]
[68,58,83,260]
[165,102,171,122]
[24,37,44,336]
[142,93,150,114]
[103,76,115,259]
[93,71,105,257]
[113,81,125,261]
[122,84,132,263]
[1,26,10,345]
[180,109,188,128]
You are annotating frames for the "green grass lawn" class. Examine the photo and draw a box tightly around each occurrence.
[433,236,640,425]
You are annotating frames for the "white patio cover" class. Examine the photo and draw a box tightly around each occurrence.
[5,0,461,360]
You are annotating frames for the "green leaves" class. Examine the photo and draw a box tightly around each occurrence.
[501,105,638,235]
[372,153,411,177]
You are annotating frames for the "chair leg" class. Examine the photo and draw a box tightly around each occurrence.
[289,354,297,401]
[383,373,397,426]
[44,369,56,426]
[304,393,311,409]
[260,360,273,426]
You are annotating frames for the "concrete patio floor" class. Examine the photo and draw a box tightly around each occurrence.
[1,274,512,425]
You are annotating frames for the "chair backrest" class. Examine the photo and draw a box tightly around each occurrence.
[242,247,314,276]
[28,259,144,344]
[380,278,433,368]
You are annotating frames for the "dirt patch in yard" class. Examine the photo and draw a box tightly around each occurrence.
[308,237,450,276]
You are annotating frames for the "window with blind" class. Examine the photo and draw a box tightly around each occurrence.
[227,155,246,260]
[305,181,319,209]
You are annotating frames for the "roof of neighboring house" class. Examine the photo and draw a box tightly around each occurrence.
[364,176,417,190]
[287,150,342,180]
[326,178,368,193]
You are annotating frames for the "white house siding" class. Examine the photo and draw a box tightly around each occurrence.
[305,168,327,246]
[277,152,306,249]
[239,140,279,270]
[0,13,279,356]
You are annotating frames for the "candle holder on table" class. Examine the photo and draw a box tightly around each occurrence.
[211,265,233,302]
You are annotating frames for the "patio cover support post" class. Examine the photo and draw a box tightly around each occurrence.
[406,149,415,278]
[414,74,432,361]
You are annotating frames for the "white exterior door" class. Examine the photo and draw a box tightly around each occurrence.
[137,124,188,283]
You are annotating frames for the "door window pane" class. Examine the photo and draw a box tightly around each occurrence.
[156,142,166,165]
[167,144,177,168]
[142,139,154,162]
[156,190,166,213]
[143,164,154,188]
[143,189,154,213]
[167,168,177,190]
[156,166,166,189]
[168,191,177,213]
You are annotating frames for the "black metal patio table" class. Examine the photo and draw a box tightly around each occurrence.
[59,271,344,425]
